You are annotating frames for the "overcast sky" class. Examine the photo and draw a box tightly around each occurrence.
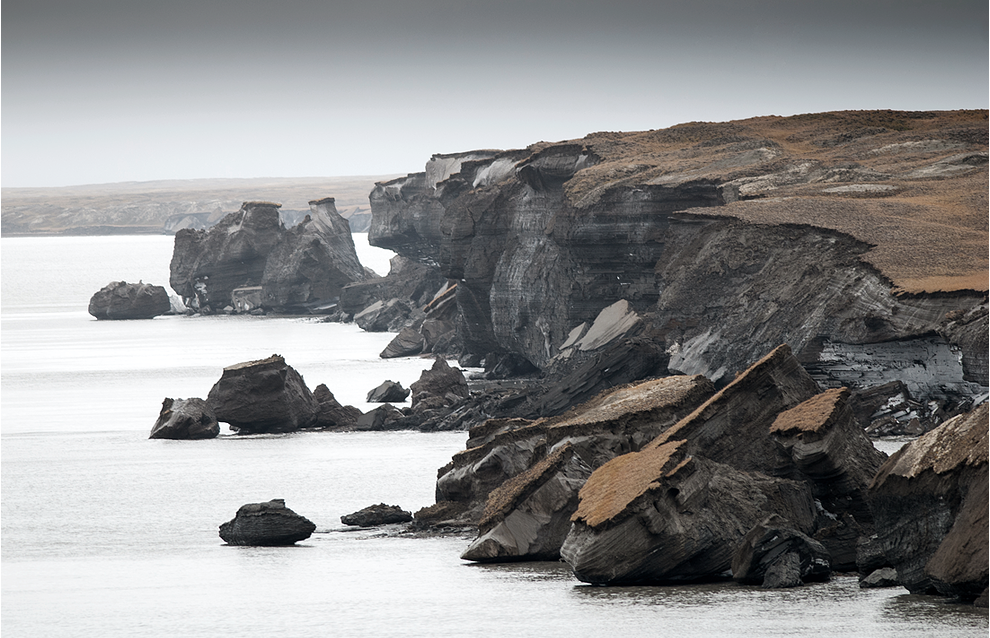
[3,0,987,187]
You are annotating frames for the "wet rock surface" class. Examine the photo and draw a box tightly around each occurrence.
[149,397,219,440]
[366,381,410,403]
[732,515,832,587]
[206,354,320,434]
[88,280,171,320]
[219,499,316,546]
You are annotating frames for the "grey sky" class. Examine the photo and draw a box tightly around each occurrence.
[3,0,987,187]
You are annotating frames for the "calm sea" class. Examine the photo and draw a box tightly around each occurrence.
[2,235,987,637]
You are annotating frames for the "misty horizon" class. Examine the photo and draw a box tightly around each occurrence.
[3,0,987,188]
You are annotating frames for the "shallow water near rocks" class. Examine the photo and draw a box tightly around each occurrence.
[2,235,987,637]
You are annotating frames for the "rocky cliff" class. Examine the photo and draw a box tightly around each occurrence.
[369,110,988,421]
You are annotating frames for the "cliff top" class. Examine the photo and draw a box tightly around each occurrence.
[553,110,988,294]
[770,388,849,435]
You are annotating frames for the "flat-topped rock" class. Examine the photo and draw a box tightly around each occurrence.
[88,280,171,320]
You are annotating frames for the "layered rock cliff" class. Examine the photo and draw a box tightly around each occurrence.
[369,110,989,419]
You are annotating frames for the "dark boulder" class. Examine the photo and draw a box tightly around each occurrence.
[219,499,316,546]
[379,326,426,358]
[149,397,219,440]
[354,404,404,431]
[366,381,410,403]
[860,567,900,589]
[313,384,362,430]
[354,298,416,332]
[88,281,171,320]
[206,354,319,434]
[867,403,988,602]
[340,503,413,527]
[732,515,831,587]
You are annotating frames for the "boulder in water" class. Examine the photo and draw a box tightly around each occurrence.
[149,397,219,440]
[88,280,171,320]
[219,499,316,546]
[340,503,413,527]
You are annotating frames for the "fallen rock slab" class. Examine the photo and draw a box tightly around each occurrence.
[367,380,410,403]
[149,397,219,440]
[219,499,316,546]
[340,503,413,527]
[732,515,831,587]
[88,280,171,320]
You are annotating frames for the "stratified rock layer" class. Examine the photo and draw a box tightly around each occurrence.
[206,354,319,434]
[219,499,316,546]
[867,403,989,602]
[88,281,171,320]
[340,504,413,527]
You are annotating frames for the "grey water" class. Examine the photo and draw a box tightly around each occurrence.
[2,235,987,637]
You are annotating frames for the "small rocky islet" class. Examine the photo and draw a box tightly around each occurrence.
[135,110,984,605]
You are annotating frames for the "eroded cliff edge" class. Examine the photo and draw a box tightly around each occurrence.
[369,110,988,416]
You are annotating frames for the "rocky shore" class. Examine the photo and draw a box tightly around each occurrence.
[152,109,987,606]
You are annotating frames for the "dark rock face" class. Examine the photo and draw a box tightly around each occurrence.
[732,516,832,587]
[170,200,366,313]
[354,404,403,431]
[260,198,366,312]
[867,403,988,602]
[88,281,171,320]
[368,112,988,415]
[366,381,410,403]
[206,354,319,434]
[340,503,413,527]
[149,397,219,440]
[219,499,316,546]
[313,384,362,430]
[860,567,900,589]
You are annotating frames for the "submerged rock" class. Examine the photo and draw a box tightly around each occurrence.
[88,280,171,320]
[340,503,413,527]
[149,397,219,440]
[219,499,316,546]
[206,354,319,434]
[867,403,989,603]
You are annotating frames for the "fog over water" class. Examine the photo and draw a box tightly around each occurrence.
[3,0,987,187]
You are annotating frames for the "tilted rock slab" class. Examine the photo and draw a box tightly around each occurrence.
[88,280,171,320]
[435,374,713,526]
[219,499,316,546]
[867,403,988,602]
[207,354,319,434]
[732,515,832,588]
[461,444,592,562]
[560,439,817,584]
[769,387,888,569]
[149,397,219,440]
[560,345,861,584]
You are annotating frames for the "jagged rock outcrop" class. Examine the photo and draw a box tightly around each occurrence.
[149,397,219,440]
[260,198,366,312]
[219,499,316,546]
[340,503,413,527]
[88,280,171,320]
[170,200,366,313]
[313,384,362,430]
[867,403,988,603]
[409,358,469,412]
[171,202,283,312]
[369,110,988,416]
[206,354,319,434]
